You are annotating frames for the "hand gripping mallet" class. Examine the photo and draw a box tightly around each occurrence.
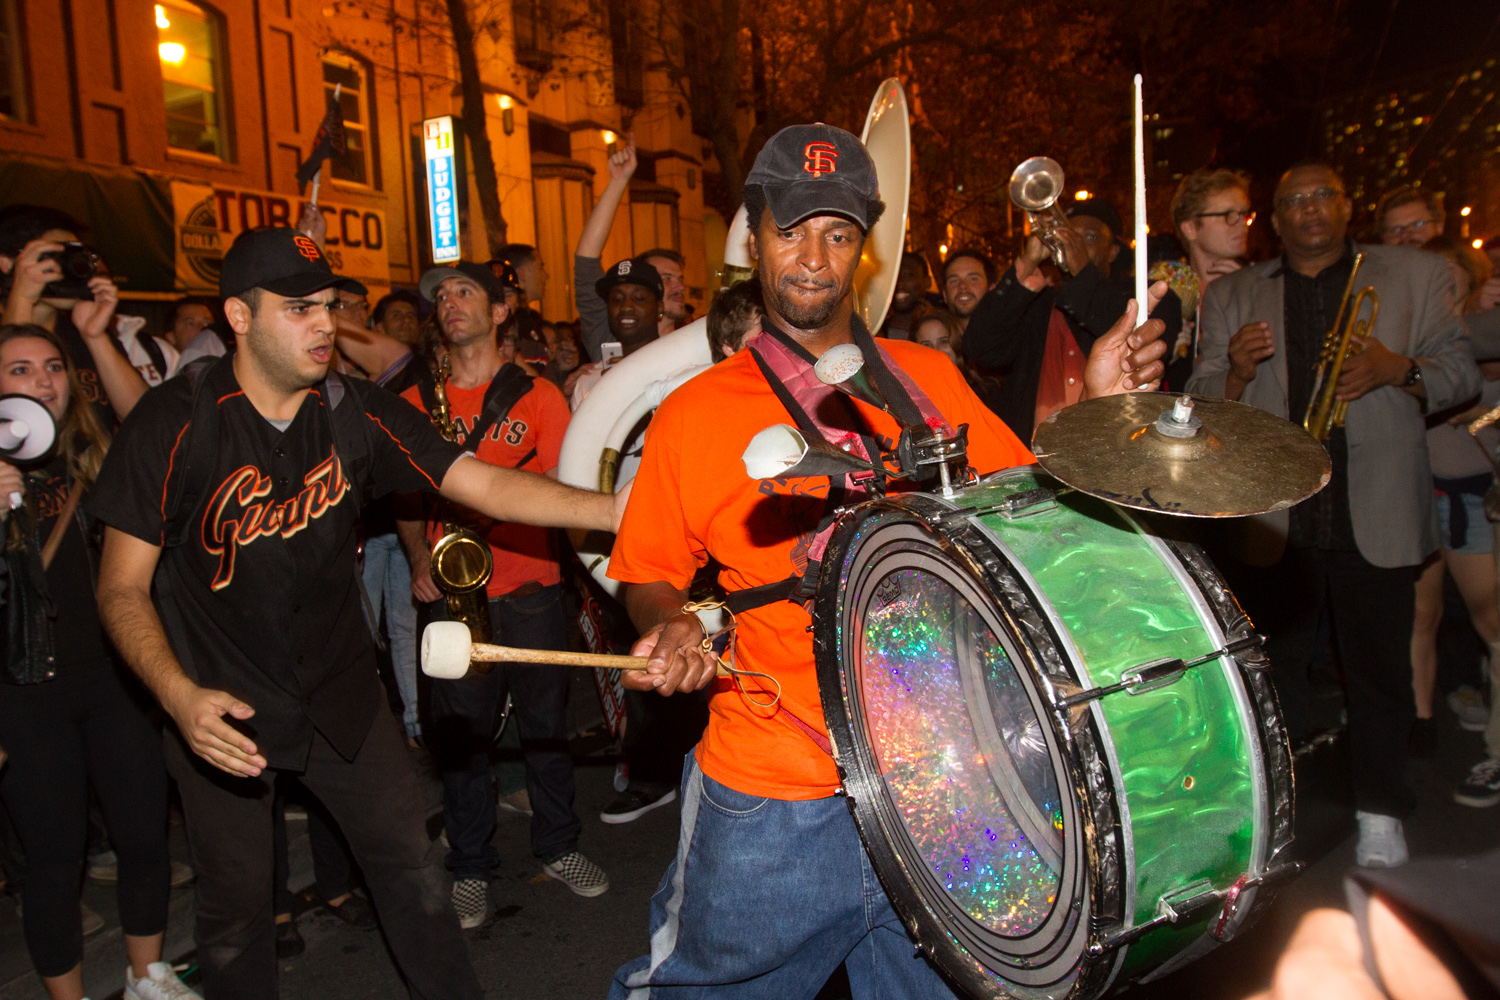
[421,620,730,680]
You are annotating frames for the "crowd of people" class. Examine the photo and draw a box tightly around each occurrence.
[0,118,1494,1000]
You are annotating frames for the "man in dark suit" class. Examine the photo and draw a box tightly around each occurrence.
[962,198,1182,443]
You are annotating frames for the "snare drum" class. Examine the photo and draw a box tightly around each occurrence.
[813,466,1295,999]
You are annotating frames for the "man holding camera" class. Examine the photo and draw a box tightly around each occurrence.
[0,205,149,421]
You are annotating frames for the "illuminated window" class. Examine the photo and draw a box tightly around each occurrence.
[321,53,375,186]
[156,1,228,158]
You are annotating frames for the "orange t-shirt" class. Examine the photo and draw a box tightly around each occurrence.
[608,339,1034,800]
[400,374,571,597]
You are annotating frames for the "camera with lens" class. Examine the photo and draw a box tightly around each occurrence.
[39,242,102,301]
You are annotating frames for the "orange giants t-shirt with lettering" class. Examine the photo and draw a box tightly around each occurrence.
[608,338,1033,800]
[401,374,571,597]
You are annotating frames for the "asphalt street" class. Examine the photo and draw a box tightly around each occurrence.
[0,693,1496,999]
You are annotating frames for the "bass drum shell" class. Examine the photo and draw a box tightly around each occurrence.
[813,467,1292,999]
[557,320,712,598]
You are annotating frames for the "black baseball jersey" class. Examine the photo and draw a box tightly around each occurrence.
[87,358,466,768]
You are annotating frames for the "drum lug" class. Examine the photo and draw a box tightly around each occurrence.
[1088,862,1303,956]
[929,486,1060,524]
[1059,635,1264,708]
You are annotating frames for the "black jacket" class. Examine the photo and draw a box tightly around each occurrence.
[963,263,1182,444]
[0,497,99,685]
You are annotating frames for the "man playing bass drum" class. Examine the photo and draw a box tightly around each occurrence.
[605,123,1169,998]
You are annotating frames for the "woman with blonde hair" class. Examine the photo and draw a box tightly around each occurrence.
[1409,238,1500,767]
[0,323,197,1000]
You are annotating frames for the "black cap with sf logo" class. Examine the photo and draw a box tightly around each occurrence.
[744,123,883,231]
[219,227,367,302]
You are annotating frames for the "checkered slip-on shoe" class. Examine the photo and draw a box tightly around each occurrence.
[451,878,490,929]
[541,851,610,897]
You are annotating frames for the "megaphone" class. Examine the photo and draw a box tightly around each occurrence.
[742,423,877,481]
[0,394,57,509]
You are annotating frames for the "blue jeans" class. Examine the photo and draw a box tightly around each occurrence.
[608,754,959,1000]
[361,532,420,738]
[428,584,580,876]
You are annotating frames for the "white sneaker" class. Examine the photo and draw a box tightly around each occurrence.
[1354,811,1409,868]
[125,961,203,1000]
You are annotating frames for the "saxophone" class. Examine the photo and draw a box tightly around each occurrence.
[426,353,496,648]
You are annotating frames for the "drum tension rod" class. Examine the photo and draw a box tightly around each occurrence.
[1087,861,1303,956]
[1057,634,1264,709]
[929,486,1075,524]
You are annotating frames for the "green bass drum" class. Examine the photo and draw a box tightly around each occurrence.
[813,466,1298,999]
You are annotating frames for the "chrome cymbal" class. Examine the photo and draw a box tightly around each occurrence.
[1030,392,1331,518]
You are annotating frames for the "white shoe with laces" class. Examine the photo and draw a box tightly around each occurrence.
[1354,811,1408,868]
[125,961,203,1000]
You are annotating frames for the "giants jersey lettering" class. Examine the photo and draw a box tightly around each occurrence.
[202,449,351,590]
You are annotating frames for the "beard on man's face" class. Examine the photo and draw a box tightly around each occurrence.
[768,273,847,329]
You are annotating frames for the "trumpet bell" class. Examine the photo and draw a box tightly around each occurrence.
[852,78,911,334]
[1009,156,1066,212]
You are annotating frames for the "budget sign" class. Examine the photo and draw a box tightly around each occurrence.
[423,116,462,264]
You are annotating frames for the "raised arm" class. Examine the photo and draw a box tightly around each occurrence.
[72,276,149,418]
[576,135,637,260]
[438,455,626,533]
[95,528,267,777]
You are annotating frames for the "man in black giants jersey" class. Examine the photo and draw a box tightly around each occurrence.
[87,228,624,999]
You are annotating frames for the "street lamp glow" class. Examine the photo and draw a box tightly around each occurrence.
[498,95,513,110]
[1462,206,1473,217]
[1074,189,1091,200]
[939,244,948,256]
[155,4,170,28]
[158,41,186,64]
[601,130,617,145]
[1474,238,1485,250]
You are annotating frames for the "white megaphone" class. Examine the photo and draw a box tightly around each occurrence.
[0,394,58,509]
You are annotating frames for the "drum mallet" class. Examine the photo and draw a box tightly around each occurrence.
[421,620,730,680]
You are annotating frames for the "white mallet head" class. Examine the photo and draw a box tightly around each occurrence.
[421,620,475,679]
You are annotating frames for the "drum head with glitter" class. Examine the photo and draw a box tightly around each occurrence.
[858,566,1063,934]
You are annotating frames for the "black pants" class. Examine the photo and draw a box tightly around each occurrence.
[165,710,481,1000]
[272,777,355,915]
[0,665,169,976]
[1230,546,1418,818]
[427,584,580,875]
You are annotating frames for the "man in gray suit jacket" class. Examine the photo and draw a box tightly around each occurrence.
[1187,163,1480,870]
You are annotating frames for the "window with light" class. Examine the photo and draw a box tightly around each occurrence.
[322,53,374,186]
[156,1,227,158]
[0,0,27,122]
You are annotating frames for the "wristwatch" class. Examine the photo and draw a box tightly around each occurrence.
[1403,360,1423,387]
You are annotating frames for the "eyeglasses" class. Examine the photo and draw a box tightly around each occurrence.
[1383,218,1435,238]
[1195,209,1257,227]
[1275,187,1344,212]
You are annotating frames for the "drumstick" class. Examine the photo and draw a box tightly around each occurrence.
[1470,401,1500,435]
[468,641,731,677]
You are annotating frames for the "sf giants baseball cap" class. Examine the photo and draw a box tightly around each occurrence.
[219,227,366,301]
[744,124,881,230]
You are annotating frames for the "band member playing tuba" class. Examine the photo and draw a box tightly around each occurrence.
[397,260,609,930]
[1186,163,1480,868]
[605,123,1169,999]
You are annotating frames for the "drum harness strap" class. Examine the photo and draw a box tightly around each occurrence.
[712,318,957,755]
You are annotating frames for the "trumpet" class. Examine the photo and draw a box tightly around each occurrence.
[1009,156,1072,267]
[426,353,496,651]
[1303,252,1379,442]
